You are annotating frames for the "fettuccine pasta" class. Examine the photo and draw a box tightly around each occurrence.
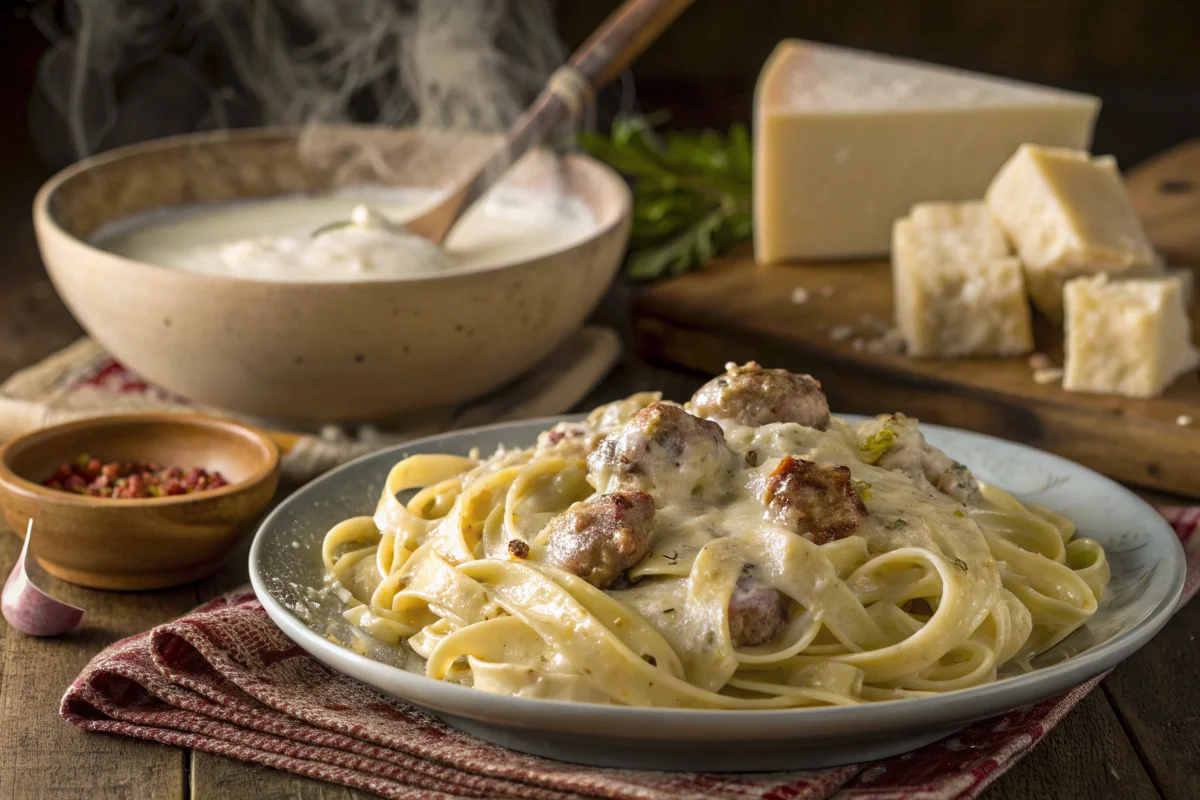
[321,363,1107,707]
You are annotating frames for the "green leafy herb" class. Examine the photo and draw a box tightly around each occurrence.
[953,557,969,572]
[953,509,966,518]
[858,429,896,465]
[852,479,872,501]
[892,518,908,528]
[578,113,752,281]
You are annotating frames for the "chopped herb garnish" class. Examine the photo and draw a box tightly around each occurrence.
[852,479,872,501]
[662,608,676,614]
[892,518,908,528]
[745,450,759,467]
[953,509,966,518]
[953,557,969,572]
[641,653,658,667]
[859,428,896,464]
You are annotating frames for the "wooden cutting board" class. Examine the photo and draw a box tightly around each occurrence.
[633,139,1200,497]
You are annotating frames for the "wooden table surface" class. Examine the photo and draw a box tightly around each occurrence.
[0,242,1197,798]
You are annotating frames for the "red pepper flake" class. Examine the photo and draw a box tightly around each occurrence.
[41,453,230,499]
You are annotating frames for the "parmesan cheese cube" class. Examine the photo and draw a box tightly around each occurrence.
[1063,273,1198,397]
[985,144,1159,320]
[753,40,1099,264]
[892,202,1033,358]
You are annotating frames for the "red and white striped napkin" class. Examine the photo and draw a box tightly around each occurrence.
[61,509,1200,800]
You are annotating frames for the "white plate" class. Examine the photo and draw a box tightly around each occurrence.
[249,415,1186,771]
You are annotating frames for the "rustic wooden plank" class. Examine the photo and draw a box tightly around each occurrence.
[189,755,363,799]
[1126,139,1200,265]
[1100,597,1200,800]
[0,528,193,799]
[985,688,1160,800]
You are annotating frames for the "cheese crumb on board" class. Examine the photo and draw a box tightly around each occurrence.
[985,144,1159,320]
[753,40,1099,264]
[1063,273,1199,397]
[1032,367,1064,385]
[892,202,1033,358]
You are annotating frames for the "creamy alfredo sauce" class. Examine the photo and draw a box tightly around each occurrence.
[92,185,596,282]
[321,387,1109,707]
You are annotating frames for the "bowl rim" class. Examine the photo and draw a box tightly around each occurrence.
[32,124,633,287]
[0,412,281,508]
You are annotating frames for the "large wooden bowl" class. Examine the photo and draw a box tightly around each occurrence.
[0,413,280,590]
[32,126,631,423]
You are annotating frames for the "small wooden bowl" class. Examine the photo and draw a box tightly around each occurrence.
[0,414,280,590]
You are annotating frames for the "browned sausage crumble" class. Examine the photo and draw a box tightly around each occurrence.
[763,456,867,544]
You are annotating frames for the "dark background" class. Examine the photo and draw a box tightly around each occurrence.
[4,0,1200,290]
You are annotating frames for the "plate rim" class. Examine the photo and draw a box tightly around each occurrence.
[249,413,1186,739]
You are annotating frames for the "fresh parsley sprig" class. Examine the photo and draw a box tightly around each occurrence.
[579,114,752,281]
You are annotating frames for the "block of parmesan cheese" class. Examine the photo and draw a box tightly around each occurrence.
[753,40,1099,264]
[1063,273,1198,397]
[985,144,1159,319]
[892,202,1033,358]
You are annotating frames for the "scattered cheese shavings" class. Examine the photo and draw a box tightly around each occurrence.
[1033,367,1064,385]
[1028,352,1054,370]
[791,287,810,304]
[858,313,890,335]
[864,328,906,355]
[830,325,855,342]
[1177,414,1193,426]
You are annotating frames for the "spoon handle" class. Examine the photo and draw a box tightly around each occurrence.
[569,0,695,89]
[407,0,694,243]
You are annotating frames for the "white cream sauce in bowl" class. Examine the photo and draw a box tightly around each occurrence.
[34,126,631,421]
[92,185,597,282]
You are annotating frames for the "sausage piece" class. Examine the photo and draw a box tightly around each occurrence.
[727,576,788,647]
[543,491,656,589]
[587,402,727,501]
[763,456,867,545]
[689,362,831,430]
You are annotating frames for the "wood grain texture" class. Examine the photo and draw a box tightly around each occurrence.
[633,141,1200,497]
[985,689,1160,800]
[0,531,192,799]
[1101,598,1200,800]
[189,755,363,800]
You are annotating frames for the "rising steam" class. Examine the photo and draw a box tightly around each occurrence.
[31,0,584,166]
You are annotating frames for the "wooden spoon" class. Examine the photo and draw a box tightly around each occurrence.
[402,0,696,245]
